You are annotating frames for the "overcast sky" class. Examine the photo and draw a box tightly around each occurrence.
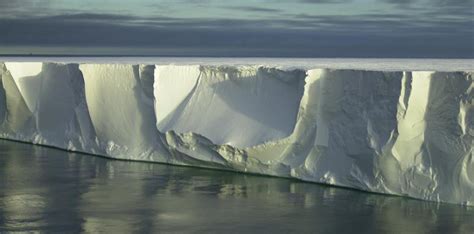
[0,0,472,57]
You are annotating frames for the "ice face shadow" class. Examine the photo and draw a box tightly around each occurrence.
[210,67,305,134]
[0,140,472,233]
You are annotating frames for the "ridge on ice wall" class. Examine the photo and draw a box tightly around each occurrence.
[0,62,472,205]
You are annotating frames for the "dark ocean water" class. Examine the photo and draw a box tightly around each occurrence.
[0,140,472,233]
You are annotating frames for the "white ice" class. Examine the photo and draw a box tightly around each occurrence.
[0,59,472,205]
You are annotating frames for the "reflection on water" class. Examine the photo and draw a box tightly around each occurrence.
[0,140,472,233]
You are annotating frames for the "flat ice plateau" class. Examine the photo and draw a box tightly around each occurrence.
[0,58,472,205]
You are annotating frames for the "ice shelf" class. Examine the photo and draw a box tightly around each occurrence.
[0,60,472,205]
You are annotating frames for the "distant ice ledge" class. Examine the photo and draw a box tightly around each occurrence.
[1,57,473,72]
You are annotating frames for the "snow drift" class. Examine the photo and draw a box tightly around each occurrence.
[0,61,472,205]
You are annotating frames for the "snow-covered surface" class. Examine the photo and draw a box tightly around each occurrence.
[1,57,473,71]
[0,59,472,205]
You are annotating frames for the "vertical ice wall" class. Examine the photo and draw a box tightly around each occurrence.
[0,63,34,134]
[1,63,96,149]
[0,62,471,205]
[244,69,472,204]
[79,64,170,161]
[246,69,403,181]
[154,66,305,148]
[378,72,474,203]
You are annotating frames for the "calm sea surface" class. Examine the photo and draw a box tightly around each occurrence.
[0,140,472,233]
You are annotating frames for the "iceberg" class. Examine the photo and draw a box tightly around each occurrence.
[0,60,472,205]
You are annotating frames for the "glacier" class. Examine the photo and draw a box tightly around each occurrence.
[0,60,472,205]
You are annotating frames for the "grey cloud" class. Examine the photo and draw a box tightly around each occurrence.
[433,0,473,5]
[383,0,473,8]
[0,0,51,8]
[0,0,53,17]
[0,0,472,57]
[44,13,177,23]
[0,12,472,58]
[264,0,351,4]
[229,6,281,13]
[47,13,141,21]
[382,0,414,4]
[0,0,24,7]
[299,0,350,3]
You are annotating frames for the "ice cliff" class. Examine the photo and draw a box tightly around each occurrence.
[0,62,472,205]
